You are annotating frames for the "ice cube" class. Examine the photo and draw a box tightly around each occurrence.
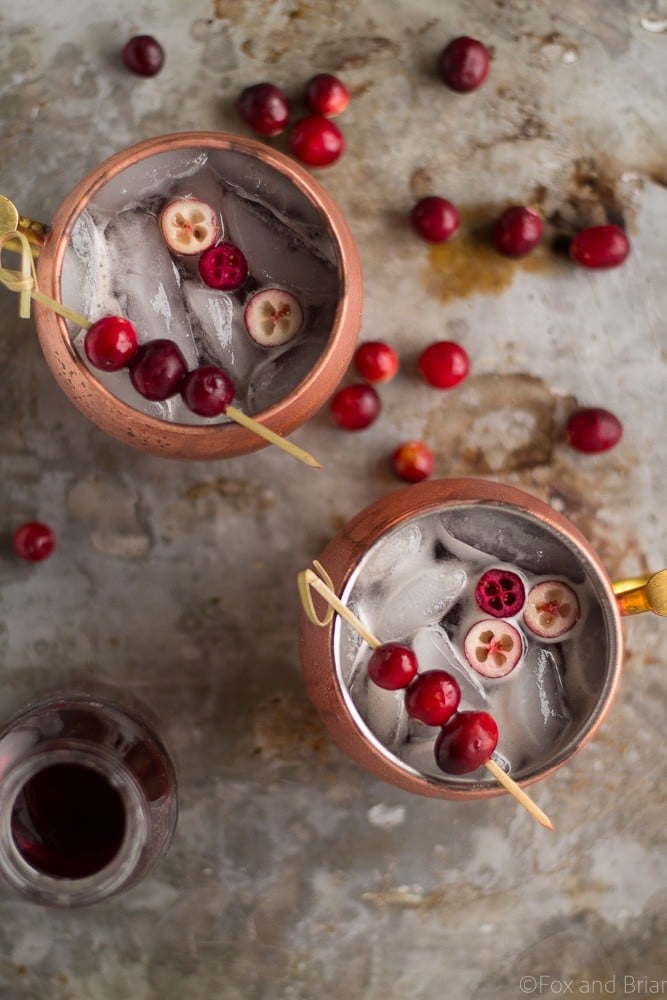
[181,279,265,389]
[439,505,586,581]
[411,626,487,706]
[348,663,408,752]
[220,186,340,299]
[370,561,468,644]
[245,332,328,413]
[487,642,572,773]
[102,210,200,369]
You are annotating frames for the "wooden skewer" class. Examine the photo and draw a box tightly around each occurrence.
[226,405,322,469]
[0,221,321,470]
[298,566,554,831]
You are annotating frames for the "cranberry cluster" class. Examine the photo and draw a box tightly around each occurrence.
[366,641,498,776]
[237,75,349,168]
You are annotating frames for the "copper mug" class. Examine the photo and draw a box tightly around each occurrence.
[299,478,665,800]
[28,131,362,460]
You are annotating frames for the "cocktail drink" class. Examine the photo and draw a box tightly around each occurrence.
[0,692,177,906]
[32,132,362,459]
[300,479,626,798]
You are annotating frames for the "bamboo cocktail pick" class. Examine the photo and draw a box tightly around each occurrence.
[298,563,554,832]
[0,198,321,470]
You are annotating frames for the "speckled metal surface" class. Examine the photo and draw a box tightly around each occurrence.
[1,2,666,998]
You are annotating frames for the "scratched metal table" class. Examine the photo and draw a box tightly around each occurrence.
[1,2,666,998]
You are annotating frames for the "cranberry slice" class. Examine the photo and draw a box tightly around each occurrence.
[475,568,525,618]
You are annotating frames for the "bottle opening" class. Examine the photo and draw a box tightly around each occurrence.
[10,762,127,880]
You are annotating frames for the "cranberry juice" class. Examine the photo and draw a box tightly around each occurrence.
[11,762,126,879]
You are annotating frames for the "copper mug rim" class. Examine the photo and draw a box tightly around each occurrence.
[299,477,625,800]
[34,130,363,460]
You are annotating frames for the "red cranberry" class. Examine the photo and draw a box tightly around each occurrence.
[569,225,630,269]
[565,407,623,453]
[367,643,418,691]
[434,710,499,775]
[418,341,470,389]
[289,116,344,167]
[12,522,55,562]
[437,36,490,92]
[354,341,399,383]
[492,206,543,258]
[199,243,248,291]
[410,196,460,243]
[237,82,290,137]
[84,316,138,371]
[305,73,350,117]
[475,568,525,618]
[391,441,435,483]
[121,35,165,77]
[404,670,461,726]
[181,365,235,417]
[129,340,188,401]
[330,384,380,431]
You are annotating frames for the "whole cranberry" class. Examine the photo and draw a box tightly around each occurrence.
[405,670,461,726]
[418,341,470,389]
[12,522,55,562]
[391,441,435,483]
[410,196,460,243]
[181,366,235,417]
[434,710,499,775]
[237,82,290,137]
[569,225,630,269]
[305,73,350,117]
[367,643,418,690]
[354,341,399,383]
[330,384,380,431]
[129,340,187,401]
[84,316,138,371]
[565,407,623,453]
[492,206,543,257]
[199,243,248,291]
[289,116,344,167]
[122,35,165,77]
[437,36,490,92]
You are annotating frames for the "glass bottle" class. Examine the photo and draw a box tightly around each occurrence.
[0,690,177,907]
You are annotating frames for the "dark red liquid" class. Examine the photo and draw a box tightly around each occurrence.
[10,763,126,879]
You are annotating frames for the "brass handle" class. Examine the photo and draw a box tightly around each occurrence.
[0,195,48,256]
[613,570,667,617]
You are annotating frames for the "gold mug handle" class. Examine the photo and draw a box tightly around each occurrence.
[613,570,667,617]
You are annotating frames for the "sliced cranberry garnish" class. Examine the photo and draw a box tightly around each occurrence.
[367,643,418,691]
[492,206,543,257]
[305,73,349,117]
[523,581,580,639]
[434,711,499,775]
[463,620,523,679]
[410,196,460,243]
[181,366,235,417]
[237,82,290,136]
[404,670,461,726]
[418,341,470,389]
[129,339,188,401]
[289,116,345,167]
[437,36,490,92]
[569,225,630,269]
[391,441,435,483]
[475,568,525,617]
[121,35,165,77]
[84,316,138,371]
[330,384,381,431]
[354,341,399,384]
[199,243,248,291]
[565,407,622,453]
[12,522,55,562]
